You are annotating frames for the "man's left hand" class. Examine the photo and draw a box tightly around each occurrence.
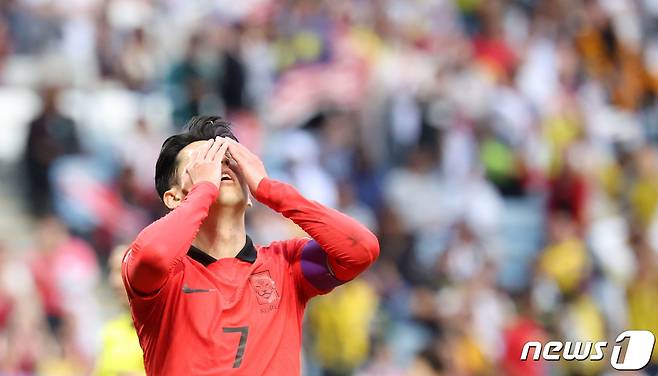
[225,138,268,196]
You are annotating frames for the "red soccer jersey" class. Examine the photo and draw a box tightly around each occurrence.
[122,178,379,375]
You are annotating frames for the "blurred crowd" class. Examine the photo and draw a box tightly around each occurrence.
[1,0,658,375]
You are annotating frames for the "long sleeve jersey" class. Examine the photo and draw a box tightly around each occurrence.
[122,178,379,375]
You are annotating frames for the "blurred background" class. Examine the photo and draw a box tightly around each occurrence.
[0,0,658,375]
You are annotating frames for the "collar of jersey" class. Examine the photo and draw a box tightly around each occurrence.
[187,235,257,266]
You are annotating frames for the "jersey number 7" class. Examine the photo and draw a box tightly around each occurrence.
[223,326,249,368]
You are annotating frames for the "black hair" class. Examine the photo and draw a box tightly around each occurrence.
[155,116,237,201]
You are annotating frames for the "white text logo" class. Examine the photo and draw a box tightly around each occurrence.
[521,330,655,371]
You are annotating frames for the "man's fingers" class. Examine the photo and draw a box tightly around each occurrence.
[214,140,230,162]
[225,138,249,159]
[203,137,220,160]
[183,159,195,180]
[194,139,213,161]
[206,137,224,160]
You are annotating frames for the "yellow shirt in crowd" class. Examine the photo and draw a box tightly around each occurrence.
[93,312,144,376]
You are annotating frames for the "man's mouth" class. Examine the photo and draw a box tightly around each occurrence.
[221,173,233,182]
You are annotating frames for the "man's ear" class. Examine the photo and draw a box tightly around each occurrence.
[163,187,184,210]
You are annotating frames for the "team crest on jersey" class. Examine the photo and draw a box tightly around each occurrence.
[249,271,280,305]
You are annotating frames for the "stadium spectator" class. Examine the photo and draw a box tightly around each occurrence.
[23,86,81,215]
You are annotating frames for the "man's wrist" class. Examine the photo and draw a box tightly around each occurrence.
[193,179,219,188]
[254,177,271,202]
[190,181,220,200]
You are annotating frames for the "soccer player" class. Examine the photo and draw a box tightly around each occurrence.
[121,116,379,375]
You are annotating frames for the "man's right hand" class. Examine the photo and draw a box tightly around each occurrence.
[185,137,229,189]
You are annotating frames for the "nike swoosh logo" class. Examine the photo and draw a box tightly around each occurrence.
[182,284,217,294]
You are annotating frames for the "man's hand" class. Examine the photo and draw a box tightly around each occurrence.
[225,138,268,195]
[185,137,230,189]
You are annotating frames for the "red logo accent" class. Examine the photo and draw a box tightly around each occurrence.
[249,271,279,305]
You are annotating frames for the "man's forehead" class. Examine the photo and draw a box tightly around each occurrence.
[177,140,211,163]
